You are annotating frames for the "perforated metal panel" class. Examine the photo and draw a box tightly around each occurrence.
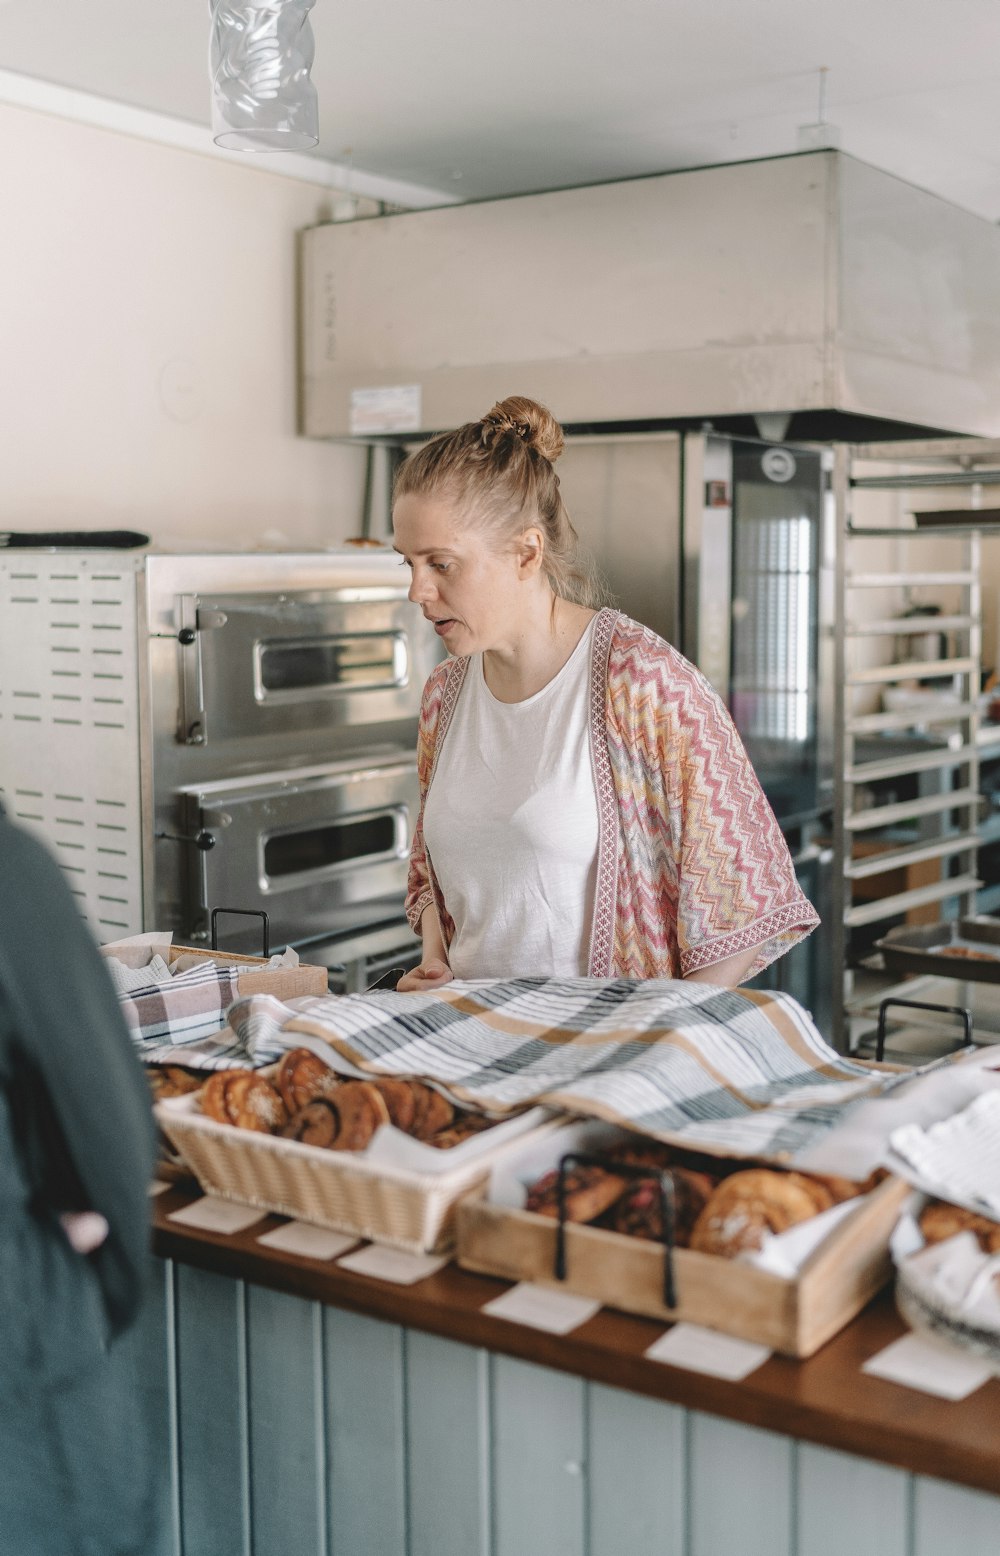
[0,552,144,940]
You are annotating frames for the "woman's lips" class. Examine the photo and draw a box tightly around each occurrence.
[433,618,456,636]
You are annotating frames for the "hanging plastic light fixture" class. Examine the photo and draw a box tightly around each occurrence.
[210,1,319,151]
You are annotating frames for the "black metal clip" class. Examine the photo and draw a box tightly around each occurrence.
[875,996,974,1062]
[211,907,270,959]
[554,1151,678,1310]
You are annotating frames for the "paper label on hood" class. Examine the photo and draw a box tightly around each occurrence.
[350,384,422,435]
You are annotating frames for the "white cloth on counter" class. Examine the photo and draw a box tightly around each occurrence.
[792,1045,1000,1181]
[103,954,178,997]
[889,1089,1000,1218]
[103,950,298,998]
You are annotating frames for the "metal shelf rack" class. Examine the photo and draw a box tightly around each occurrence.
[829,438,998,1051]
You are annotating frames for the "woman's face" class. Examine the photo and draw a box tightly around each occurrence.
[393,492,537,655]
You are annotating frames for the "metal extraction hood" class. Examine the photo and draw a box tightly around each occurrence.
[300,150,1000,443]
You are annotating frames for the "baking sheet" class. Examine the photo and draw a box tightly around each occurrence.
[876,918,1000,983]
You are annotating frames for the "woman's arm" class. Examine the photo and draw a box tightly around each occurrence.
[396,902,454,992]
[0,820,156,1336]
[684,946,759,986]
[401,664,459,991]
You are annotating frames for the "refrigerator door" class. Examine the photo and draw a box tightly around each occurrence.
[685,433,828,827]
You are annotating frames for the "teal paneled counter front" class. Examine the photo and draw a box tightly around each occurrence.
[130,1181,1000,1556]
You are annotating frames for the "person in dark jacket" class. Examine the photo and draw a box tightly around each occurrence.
[0,810,158,1555]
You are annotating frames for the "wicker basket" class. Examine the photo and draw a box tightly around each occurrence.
[156,1096,555,1254]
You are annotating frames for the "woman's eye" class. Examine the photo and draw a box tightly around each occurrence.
[433,561,451,574]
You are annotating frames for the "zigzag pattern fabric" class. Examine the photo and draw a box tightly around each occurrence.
[603,613,818,978]
[406,609,819,982]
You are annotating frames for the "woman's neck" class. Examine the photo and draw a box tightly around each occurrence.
[482,595,597,703]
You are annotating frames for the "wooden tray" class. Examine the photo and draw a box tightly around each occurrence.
[456,1174,910,1357]
[165,943,330,1000]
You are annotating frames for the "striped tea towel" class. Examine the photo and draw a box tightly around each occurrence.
[227,977,896,1160]
[114,958,242,1052]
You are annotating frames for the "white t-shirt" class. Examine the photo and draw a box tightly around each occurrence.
[423,619,599,978]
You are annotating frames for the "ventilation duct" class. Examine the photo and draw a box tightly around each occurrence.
[301,152,1000,441]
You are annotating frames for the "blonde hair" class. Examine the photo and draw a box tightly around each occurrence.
[392,395,603,607]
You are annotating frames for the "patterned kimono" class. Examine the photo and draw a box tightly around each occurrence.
[406,608,819,980]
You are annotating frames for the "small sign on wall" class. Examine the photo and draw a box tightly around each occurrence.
[349,384,422,436]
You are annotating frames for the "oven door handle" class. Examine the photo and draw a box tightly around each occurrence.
[175,596,229,746]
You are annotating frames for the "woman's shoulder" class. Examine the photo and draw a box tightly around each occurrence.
[422,654,466,693]
[604,610,698,682]
[602,611,726,738]
[420,654,470,726]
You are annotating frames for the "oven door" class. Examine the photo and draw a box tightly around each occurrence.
[174,590,439,765]
[178,755,419,952]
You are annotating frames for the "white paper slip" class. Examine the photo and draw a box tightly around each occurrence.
[256,1222,358,1261]
[167,1197,266,1235]
[862,1333,994,1400]
[148,1180,172,1197]
[481,1283,601,1335]
[645,1323,772,1381]
[336,1245,450,1285]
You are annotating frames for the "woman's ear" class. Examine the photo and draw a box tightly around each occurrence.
[516,526,545,579]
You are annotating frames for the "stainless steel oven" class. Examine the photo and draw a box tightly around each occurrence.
[144,551,439,959]
[0,547,438,976]
[178,754,420,951]
[169,588,426,766]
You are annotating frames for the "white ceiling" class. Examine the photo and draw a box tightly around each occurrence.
[1,0,1000,217]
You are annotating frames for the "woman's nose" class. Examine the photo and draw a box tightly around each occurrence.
[408,567,435,605]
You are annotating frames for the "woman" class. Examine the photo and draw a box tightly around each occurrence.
[393,395,819,993]
[0,809,159,1555]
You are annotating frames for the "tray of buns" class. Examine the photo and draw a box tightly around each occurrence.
[876,918,1000,983]
[155,1047,555,1253]
[456,1120,909,1356]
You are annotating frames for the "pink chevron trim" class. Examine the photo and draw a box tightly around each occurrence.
[405,888,435,934]
[680,899,820,976]
[430,655,469,780]
[587,607,619,976]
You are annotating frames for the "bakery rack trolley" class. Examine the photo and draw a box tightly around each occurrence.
[829,436,1000,1056]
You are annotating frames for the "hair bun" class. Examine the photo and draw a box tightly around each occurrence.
[481,396,564,464]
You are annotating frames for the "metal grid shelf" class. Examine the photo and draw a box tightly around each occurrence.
[830,441,986,1051]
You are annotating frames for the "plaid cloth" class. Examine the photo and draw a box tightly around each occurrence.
[226,977,898,1161]
[112,959,242,1054]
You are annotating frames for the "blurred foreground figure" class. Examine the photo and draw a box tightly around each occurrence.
[0,810,158,1555]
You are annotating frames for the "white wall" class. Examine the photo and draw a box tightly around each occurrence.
[0,102,370,550]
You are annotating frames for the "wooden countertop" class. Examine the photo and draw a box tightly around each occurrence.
[152,1180,1000,1497]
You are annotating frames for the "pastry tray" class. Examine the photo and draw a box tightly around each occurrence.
[155,1092,557,1255]
[457,1177,908,1358]
[876,918,1000,984]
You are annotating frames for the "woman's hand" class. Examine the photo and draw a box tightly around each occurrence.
[396,958,454,993]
